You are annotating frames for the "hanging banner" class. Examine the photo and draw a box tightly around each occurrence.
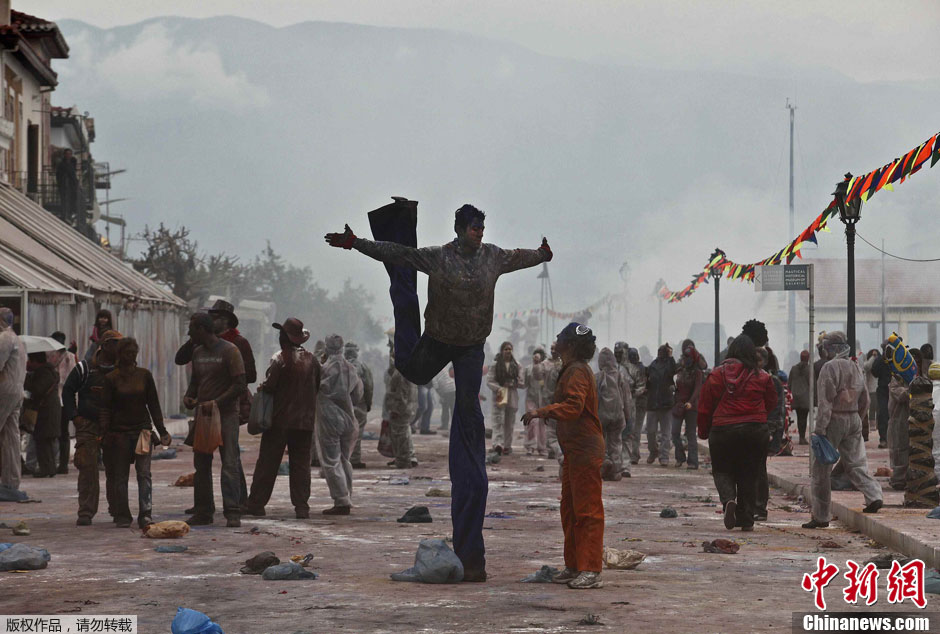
[658,131,940,303]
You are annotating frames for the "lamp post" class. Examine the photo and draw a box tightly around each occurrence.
[654,279,666,346]
[711,266,722,367]
[834,172,862,357]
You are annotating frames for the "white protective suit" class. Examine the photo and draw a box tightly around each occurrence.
[811,351,883,522]
[595,347,632,478]
[0,311,26,490]
[316,336,364,507]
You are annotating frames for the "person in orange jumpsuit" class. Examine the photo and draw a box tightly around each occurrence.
[523,322,605,589]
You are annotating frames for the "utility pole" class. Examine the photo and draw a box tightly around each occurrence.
[786,99,797,356]
[619,261,630,340]
[881,238,886,343]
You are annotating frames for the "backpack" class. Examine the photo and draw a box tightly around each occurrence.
[597,369,625,424]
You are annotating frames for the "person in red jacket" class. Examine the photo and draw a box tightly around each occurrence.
[697,334,777,531]
[523,323,605,590]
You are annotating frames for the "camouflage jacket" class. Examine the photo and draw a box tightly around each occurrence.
[355,238,547,346]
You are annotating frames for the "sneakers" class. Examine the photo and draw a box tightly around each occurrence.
[567,571,603,589]
[802,518,830,529]
[323,505,351,516]
[723,500,737,530]
[863,499,883,514]
[186,514,214,526]
[551,567,579,584]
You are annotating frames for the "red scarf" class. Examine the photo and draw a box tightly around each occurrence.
[220,328,241,343]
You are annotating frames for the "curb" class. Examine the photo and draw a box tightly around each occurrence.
[696,440,940,567]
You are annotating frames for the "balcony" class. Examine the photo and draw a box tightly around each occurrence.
[11,168,96,220]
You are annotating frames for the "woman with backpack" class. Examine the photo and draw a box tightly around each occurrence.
[595,347,632,480]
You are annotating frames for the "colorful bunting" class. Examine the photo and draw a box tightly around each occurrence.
[658,131,940,304]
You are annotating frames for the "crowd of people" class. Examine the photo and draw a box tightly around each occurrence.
[0,202,934,593]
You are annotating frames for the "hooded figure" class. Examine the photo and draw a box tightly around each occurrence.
[595,347,632,480]
[645,344,677,465]
[345,341,375,469]
[803,331,883,529]
[316,334,363,514]
[672,340,704,470]
[622,347,647,465]
[0,308,26,490]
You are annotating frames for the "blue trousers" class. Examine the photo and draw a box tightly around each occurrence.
[370,200,489,573]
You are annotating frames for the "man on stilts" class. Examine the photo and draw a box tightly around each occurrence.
[325,198,552,581]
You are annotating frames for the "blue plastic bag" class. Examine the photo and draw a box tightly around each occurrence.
[171,608,224,634]
[811,434,840,465]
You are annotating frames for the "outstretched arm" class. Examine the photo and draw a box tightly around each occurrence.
[324,224,438,273]
[499,237,552,275]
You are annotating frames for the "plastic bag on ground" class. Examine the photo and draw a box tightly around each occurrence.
[926,570,940,595]
[390,539,464,584]
[0,543,51,570]
[174,473,195,487]
[660,507,677,518]
[927,507,940,519]
[702,539,740,554]
[261,561,318,580]
[153,448,178,460]
[520,565,559,583]
[241,552,280,575]
[143,521,190,539]
[171,607,224,634]
[811,434,840,465]
[155,545,188,553]
[603,547,646,569]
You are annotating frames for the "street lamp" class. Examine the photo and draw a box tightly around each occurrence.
[710,265,722,367]
[834,172,862,357]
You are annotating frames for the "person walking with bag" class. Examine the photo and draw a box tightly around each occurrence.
[245,319,320,519]
[487,341,522,455]
[184,313,247,528]
[62,330,122,525]
[803,331,883,529]
[100,338,171,529]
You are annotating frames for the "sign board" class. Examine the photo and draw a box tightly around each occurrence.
[754,264,811,292]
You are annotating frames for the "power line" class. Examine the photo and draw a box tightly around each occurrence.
[856,231,940,262]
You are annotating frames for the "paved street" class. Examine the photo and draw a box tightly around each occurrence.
[1,423,930,633]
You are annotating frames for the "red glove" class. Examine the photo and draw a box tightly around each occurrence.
[325,224,357,249]
[538,237,553,262]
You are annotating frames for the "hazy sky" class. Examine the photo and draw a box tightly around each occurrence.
[31,0,940,82]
